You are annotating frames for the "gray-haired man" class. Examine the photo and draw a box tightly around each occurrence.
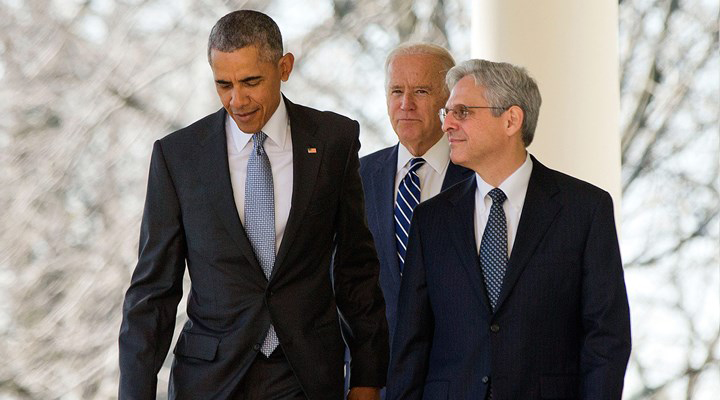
[388,59,631,399]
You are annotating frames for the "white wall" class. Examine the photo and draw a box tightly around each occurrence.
[471,0,622,218]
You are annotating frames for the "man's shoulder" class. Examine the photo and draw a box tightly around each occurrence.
[530,158,614,216]
[361,145,395,160]
[158,108,225,146]
[288,101,357,128]
[535,159,610,200]
[286,101,361,154]
[358,145,398,185]
[360,145,395,167]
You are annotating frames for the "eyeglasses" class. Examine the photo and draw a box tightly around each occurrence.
[438,105,508,123]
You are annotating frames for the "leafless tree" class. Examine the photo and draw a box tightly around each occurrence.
[2,0,715,398]
[0,0,466,398]
[619,0,719,398]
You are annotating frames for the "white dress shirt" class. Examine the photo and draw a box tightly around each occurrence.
[474,153,533,256]
[226,99,293,253]
[395,136,451,202]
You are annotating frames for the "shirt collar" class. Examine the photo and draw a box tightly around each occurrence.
[475,152,533,210]
[227,97,290,152]
[396,135,451,174]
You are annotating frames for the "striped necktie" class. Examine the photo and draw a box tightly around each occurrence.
[394,157,426,274]
[244,132,279,356]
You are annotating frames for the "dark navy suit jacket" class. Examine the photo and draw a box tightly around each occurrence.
[387,156,631,400]
[343,144,471,395]
[359,144,473,345]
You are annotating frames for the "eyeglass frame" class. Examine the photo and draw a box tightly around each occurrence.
[438,105,510,123]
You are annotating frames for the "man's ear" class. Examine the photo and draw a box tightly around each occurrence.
[505,105,524,137]
[278,53,295,81]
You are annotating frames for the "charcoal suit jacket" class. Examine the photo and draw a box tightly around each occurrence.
[387,156,631,400]
[119,97,389,400]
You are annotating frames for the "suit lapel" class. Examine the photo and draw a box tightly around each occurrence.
[441,162,474,191]
[495,157,561,311]
[369,146,401,286]
[271,98,323,280]
[196,108,264,275]
[449,177,493,318]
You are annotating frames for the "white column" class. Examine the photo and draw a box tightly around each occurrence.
[471,0,622,212]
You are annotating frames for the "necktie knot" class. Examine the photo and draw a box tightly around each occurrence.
[252,132,268,155]
[488,188,507,204]
[409,157,426,173]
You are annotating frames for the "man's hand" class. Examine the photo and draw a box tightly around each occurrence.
[347,386,381,400]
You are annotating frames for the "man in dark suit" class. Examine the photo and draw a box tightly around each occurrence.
[118,10,388,400]
[360,43,472,344]
[387,59,631,399]
[349,44,472,394]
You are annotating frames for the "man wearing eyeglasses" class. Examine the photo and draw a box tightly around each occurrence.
[387,59,631,399]
[348,43,473,396]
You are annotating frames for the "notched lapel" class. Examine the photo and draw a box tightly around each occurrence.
[196,109,264,276]
[495,160,561,311]
[272,101,323,279]
[371,146,402,286]
[449,177,493,317]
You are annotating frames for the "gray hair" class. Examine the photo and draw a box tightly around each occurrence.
[385,42,456,92]
[207,10,283,63]
[447,59,541,146]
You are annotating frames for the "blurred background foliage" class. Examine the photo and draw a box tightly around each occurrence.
[0,0,717,398]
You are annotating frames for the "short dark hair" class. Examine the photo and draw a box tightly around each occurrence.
[207,10,283,63]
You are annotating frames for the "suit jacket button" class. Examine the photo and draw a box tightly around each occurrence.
[253,343,260,351]
[490,324,500,333]
[482,376,489,384]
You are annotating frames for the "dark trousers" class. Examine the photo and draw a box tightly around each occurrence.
[234,349,307,400]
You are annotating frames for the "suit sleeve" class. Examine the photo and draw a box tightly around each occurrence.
[118,140,187,399]
[386,210,433,400]
[332,121,390,388]
[580,191,632,398]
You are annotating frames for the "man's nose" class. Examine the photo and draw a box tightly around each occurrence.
[229,87,249,109]
[400,92,415,111]
[442,110,458,133]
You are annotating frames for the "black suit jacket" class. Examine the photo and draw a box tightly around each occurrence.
[387,156,631,400]
[359,144,473,344]
[119,97,389,400]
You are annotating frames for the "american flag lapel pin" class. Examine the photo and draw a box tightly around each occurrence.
[307,147,317,154]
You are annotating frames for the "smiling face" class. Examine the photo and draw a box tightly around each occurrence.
[386,53,449,156]
[210,45,294,133]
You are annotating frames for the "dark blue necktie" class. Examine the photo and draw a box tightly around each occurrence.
[479,188,508,311]
[394,157,425,274]
[244,132,279,356]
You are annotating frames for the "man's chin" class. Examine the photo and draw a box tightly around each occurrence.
[449,151,468,168]
[231,117,262,133]
[397,129,423,143]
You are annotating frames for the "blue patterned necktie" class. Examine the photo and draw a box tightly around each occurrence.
[244,132,279,356]
[479,188,508,312]
[394,157,426,274]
